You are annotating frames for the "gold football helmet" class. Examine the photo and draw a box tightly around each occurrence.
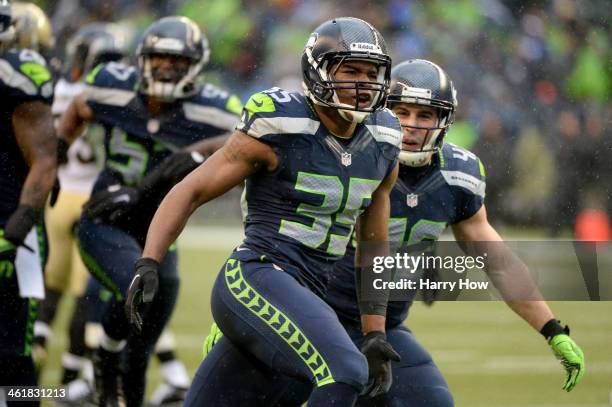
[11,2,54,52]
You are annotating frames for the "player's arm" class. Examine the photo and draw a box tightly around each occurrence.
[452,205,554,330]
[56,94,94,145]
[143,130,275,260]
[452,205,584,391]
[356,162,398,333]
[186,133,231,156]
[355,163,401,398]
[124,130,277,332]
[3,101,57,248]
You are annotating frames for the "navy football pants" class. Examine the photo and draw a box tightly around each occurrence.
[186,248,368,406]
[78,217,179,406]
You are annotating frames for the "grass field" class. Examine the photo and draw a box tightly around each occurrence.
[39,226,612,406]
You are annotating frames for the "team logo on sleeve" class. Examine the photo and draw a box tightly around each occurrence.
[406,193,418,208]
[341,152,352,167]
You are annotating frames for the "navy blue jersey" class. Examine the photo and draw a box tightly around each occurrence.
[325,143,486,327]
[84,62,241,232]
[0,49,54,226]
[238,87,401,296]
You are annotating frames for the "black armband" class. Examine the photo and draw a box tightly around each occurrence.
[355,266,388,317]
[57,138,70,165]
[4,204,39,246]
[540,319,569,341]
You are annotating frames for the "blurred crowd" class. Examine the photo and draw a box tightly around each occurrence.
[37,0,612,234]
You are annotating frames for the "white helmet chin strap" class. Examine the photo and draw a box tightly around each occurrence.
[398,125,443,167]
[337,108,369,123]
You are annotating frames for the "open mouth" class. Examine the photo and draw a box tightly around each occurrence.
[354,93,372,109]
[402,137,423,151]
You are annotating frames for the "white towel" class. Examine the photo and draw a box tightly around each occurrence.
[15,227,45,299]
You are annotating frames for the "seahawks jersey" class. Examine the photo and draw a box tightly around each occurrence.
[325,143,486,327]
[0,49,54,226]
[238,87,401,296]
[84,62,241,232]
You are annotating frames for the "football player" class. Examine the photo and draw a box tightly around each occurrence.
[0,0,57,401]
[128,17,402,407]
[197,59,587,406]
[322,59,585,405]
[31,22,126,399]
[56,16,241,406]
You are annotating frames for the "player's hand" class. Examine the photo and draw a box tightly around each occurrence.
[157,151,205,184]
[549,333,585,391]
[49,177,61,207]
[0,231,17,279]
[360,331,401,398]
[83,185,141,223]
[202,322,224,359]
[125,257,159,334]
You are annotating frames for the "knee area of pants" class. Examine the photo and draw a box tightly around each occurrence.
[333,350,368,391]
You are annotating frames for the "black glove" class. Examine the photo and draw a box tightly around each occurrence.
[57,138,70,166]
[4,204,38,251]
[140,150,205,193]
[49,177,61,207]
[361,331,401,398]
[125,257,159,334]
[82,185,141,223]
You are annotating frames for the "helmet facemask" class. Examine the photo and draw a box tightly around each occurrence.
[303,43,391,123]
[137,17,210,102]
[139,52,205,102]
[389,89,455,167]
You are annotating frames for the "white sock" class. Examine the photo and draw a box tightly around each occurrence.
[100,331,126,353]
[161,360,190,388]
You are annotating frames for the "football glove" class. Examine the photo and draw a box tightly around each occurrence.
[541,319,585,392]
[83,185,141,224]
[155,151,204,185]
[125,257,159,334]
[202,322,224,359]
[360,331,401,398]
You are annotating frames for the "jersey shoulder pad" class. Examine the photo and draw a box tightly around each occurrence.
[364,108,401,167]
[182,83,242,131]
[439,143,486,198]
[237,87,318,141]
[0,49,53,103]
[84,62,137,107]
[365,108,402,149]
[85,62,137,91]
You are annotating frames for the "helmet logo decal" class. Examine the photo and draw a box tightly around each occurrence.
[349,42,382,54]
[151,37,185,52]
[398,83,432,99]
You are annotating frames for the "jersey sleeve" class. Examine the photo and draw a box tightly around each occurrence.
[236,88,319,145]
[0,49,54,105]
[83,62,137,118]
[441,143,486,223]
[182,83,242,135]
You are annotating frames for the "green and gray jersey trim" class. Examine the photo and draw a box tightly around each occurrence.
[365,124,402,148]
[84,85,135,107]
[0,59,49,96]
[183,103,239,131]
[239,116,321,139]
[440,170,486,197]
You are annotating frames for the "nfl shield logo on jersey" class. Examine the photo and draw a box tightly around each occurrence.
[341,152,352,167]
[406,193,418,208]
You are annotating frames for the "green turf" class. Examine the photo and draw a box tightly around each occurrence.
[40,244,612,406]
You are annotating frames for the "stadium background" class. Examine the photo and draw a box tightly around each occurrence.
[29,0,611,405]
